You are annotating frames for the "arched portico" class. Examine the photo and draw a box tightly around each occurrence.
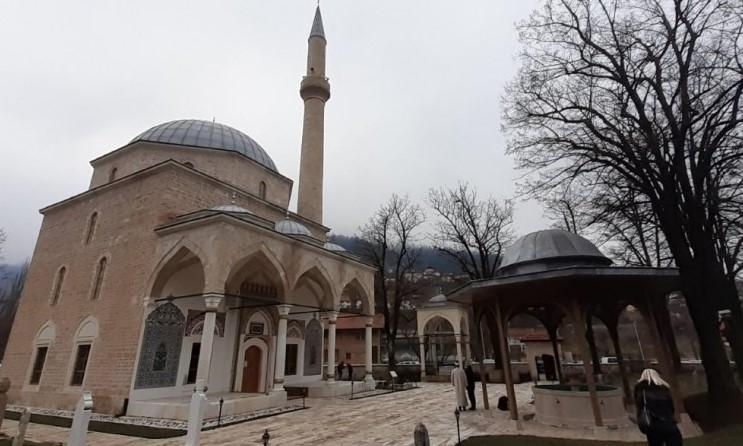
[416,295,472,378]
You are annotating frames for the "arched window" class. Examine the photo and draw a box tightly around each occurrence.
[259,181,267,200]
[51,267,66,305]
[69,317,98,387]
[29,322,56,385]
[90,257,107,300]
[85,212,98,244]
[109,167,118,182]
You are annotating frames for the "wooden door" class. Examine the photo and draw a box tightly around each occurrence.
[241,346,262,393]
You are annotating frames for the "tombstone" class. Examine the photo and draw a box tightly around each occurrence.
[497,395,509,411]
[185,380,208,446]
[542,354,557,381]
[0,377,9,430]
[413,423,429,446]
[11,408,30,446]
[67,392,93,446]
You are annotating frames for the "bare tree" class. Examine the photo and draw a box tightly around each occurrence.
[0,261,28,360]
[358,194,425,369]
[504,0,743,398]
[428,183,514,280]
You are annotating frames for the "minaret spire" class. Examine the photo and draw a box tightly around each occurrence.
[297,6,331,224]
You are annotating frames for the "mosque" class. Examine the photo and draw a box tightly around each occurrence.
[1,7,377,419]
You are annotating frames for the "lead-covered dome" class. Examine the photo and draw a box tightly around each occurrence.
[131,119,278,172]
[498,229,612,275]
[275,218,312,237]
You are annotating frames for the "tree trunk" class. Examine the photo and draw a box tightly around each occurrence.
[680,266,740,400]
[721,279,743,384]
[386,337,397,372]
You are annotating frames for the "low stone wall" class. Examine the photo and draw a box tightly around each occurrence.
[533,384,627,429]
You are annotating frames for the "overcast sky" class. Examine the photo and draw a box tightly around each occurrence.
[0,0,548,263]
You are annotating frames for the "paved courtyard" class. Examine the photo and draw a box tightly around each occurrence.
[1,383,648,445]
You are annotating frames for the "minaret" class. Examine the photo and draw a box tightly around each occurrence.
[297,6,330,224]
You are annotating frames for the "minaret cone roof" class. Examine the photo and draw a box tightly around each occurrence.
[310,6,325,39]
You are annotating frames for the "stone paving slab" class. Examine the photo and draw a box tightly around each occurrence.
[0,383,651,445]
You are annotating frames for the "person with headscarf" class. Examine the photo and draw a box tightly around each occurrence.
[451,364,468,411]
[634,369,682,446]
[464,364,477,410]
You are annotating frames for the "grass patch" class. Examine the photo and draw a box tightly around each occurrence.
[462,424,743,446]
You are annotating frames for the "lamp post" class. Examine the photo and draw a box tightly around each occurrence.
[262,429,270,446]
[454,407,461,445]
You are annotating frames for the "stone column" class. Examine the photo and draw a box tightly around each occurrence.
[455,335,464,368]
[326,311,338,382]
[364,316,375,386]
[273,304,292,390]
[419,336,426,379]
[569,298,603,427]
[195,295,222,391]
[465,337,472,362]
[494,299,519,421]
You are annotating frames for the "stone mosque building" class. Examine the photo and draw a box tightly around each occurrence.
[1,7,377,419]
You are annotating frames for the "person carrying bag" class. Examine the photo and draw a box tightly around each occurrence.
[634,369,682,446]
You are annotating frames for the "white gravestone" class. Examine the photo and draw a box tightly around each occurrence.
[185,380,208,446]
[67,392,93,446]
[11,408,30,446]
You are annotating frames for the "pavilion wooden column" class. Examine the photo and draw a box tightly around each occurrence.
[273,304,292,390]
[607,320,632,407]
[547,326,564,383]
[195,295,222,391]
[569,298,603,427]
[494,298,518,421]
[643,298,685,422]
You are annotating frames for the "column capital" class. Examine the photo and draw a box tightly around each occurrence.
[365,315,374,327]
[277,304,292,318]
[204,295,222,312]
[325,310,338,322]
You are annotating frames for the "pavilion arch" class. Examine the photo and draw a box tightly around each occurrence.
[421,314,457,336]
[339,278,372,315]
[225,245,289,299]
[147,242,207,298]
[289,262,336,311]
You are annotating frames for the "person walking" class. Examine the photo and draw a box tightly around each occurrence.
[337,360,345,380]
[346,362,354,381]
[451,364,468,411]
[634,369,682,446]
[464,364,477,410]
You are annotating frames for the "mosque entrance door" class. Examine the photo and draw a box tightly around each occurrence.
[241,345,262,393]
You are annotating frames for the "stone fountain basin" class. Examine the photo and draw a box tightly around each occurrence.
[533,384,628,429]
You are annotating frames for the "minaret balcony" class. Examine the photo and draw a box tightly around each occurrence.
[300,76,331,101]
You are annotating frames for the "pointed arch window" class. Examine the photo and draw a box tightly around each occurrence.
[85,212,98,244]
[51,267,66,305]
[259,181,267,200]
[90,257,107,300]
